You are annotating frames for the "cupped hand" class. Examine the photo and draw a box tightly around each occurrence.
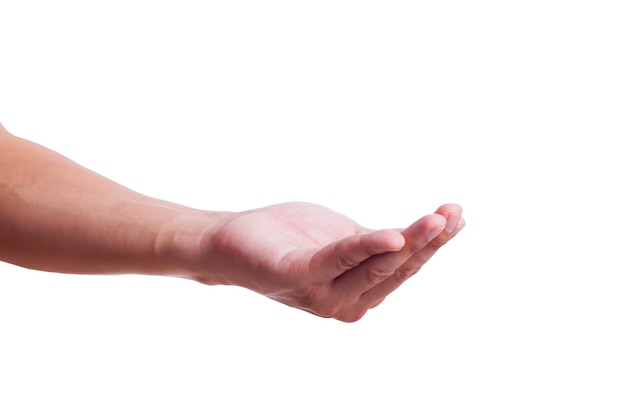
[199,202,464,322]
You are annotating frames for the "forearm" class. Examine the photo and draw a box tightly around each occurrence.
[0,126,227,279]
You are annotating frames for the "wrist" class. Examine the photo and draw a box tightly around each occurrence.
[155,206,232,283]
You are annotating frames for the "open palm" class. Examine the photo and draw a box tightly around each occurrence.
[200,202,464,322]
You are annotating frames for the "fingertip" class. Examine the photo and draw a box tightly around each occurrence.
[427,224,446,242]
[453,217,466,234]
[434,203,463,233]
[428,213,447,241]
[446,213,461,233]
[430,213,448,228]
[436,203,463,216]
[410,213,446,243]
[365,229,405,252]
[387,230,406,251]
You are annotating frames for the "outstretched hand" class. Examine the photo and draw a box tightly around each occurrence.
[1,124,464,322]
[199,202,464,322]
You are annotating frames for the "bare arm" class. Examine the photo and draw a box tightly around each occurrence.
[0,123,225,277]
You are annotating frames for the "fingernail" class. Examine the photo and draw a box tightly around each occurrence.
[445,215,460,234]
[427,226,444,242]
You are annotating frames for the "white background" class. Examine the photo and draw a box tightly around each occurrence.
[1,1,625,416]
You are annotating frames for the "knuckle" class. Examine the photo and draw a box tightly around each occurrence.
[367,266,391,286]
[336,254,360,271]
[332,240,361,270]
[428,237,448,249]
[393,265,421,284]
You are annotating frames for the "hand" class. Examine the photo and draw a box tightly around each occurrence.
[198,202,465,322]
[0,123,464,322]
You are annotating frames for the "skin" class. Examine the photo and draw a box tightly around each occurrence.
[0,123,464,322]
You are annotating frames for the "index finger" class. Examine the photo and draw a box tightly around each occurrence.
[308,228,406,282]
[330,213,447,298]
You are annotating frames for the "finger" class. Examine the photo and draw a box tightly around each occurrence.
[331,213,447,297]
[309,229,406,282]
[434,203,463,233]
[360,216,465,305]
